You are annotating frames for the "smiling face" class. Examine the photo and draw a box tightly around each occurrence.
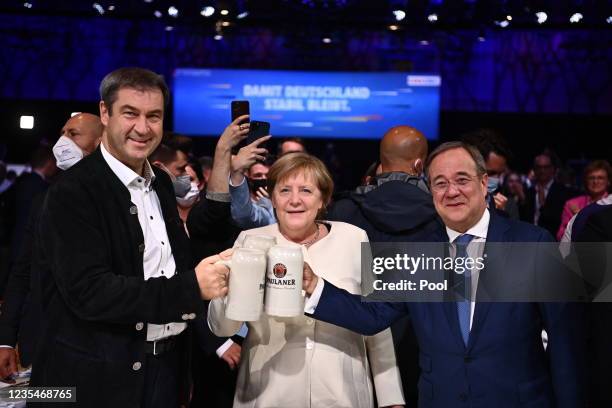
[272,170,323,239]
[585,168,609,197]
[100,87,164,174]
[429,147,488,232]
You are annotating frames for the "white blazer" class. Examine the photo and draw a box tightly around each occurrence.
[208,221,405,408]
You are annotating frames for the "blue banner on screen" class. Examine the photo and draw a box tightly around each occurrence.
[173,68,440,139]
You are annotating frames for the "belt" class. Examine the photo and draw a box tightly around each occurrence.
[144,336,178,356]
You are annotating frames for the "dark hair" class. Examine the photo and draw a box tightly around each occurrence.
[164,132,193,156]
[198,155,213,171]
[425,141,487,180]
[278,137,306,155]
[30,145,55,170]
[188,158,204,182]
[148,143,177,165]
[461,128,512,162]
[535,149,561,169]
[99,67,169,115]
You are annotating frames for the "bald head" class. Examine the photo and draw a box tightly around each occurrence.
[380,126,428,175]
[62,113,104,155]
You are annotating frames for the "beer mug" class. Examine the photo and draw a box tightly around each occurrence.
[242,234,277,253]
[218,248,267,321]
[264,245,304,317]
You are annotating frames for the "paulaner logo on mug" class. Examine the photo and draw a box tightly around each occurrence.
[272,263,287,279]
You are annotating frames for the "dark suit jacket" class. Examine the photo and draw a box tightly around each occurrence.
[310,213,587,408]
[575,205,612,407]
[520,181,578,237]
[30,148,205,408]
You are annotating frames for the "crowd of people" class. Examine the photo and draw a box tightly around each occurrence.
[0,66,609,408]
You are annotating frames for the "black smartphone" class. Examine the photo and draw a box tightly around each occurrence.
[246,121,271,145]
[231,100,250,123]
[250,178,268,192]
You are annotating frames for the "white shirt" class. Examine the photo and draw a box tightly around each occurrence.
[305,209,491,332]
[445,209,490,330]
[101,143,186,341]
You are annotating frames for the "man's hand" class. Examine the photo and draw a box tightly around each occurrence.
[0,347,18,380]
[216,115,250,152]
[254,187,269,201]
[195,253,231,300]
[303,262,319,296]
[493,192,508,211]
[230,136,271,173]
[220,342,241,370]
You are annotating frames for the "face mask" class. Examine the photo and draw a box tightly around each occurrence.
[176,183,199,207]
[172,174,192,198]
[53,136,84,170]
[487,176,501,194]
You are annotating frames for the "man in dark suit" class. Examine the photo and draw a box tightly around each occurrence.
[302,142,586,408]
[0,113,104,378]
[520,151,578,237]
[31,67,229,408]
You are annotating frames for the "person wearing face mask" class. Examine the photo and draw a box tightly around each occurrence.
[461,128,519,220]
[0,113,103,380]
[326,125,440,406]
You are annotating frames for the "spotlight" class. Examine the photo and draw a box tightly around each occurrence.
[569,13,583,23]
[496,20,510,28]
[477,36,485,42]
[237,11,249,19]
[214,34,223,40]
[144,0,153,3]
[420,40,429,45]
[322,37,332,44]
[388,24,399,31]
[393,10,406,21]
[201,6,215,17]
[107,5,115,11]
[20,115,34,130]
[427,13,438,23]
[168,6,179,18]
[535,11,547,24]
[23,2,33,8]
[154,10,162,18]
[607,16,612,24]
[220,9,229,16]
[221,21,230,27]
[165,25,174,31]
[506,15,512,21]
[93,3,105,15]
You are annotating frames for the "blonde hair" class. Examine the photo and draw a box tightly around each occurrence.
[267,152,334,218]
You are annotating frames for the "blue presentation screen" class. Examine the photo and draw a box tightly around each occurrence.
[173,68,440,139]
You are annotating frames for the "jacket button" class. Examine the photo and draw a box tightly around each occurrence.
[459,392,468,402]
[135,322,144,331]
[132,362,142,371]
[188,313,196,320]
[181,314,189,321]
[138,243,145,253]
[129,205,138,215]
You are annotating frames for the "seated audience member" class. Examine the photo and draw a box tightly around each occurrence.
[278,137,306,155]
[229,136,276,229]
[519,150,579,237]
[209,152,404,408]
[462,128,519,219]
[0,113,103,377]
[557,160,610,240]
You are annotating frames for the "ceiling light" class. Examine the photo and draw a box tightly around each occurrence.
[237,11,249,19]
[93,3,105,15]
[20,116,34,130]
[322,37,332,44]
[214,34,223,40]
[427,13,438,22]
[535,11,547,24]
[165,25,174,31]
[389,24,399,31]
[607,16,612,24]
[154,10,162,18]
[569,12,583,23]
[201,6,215,17]
[506,15,512,21]
[393,10,406,21]
[221,21,230,27]
[168,6,179,18]
[220,9,229,16]
[23,2,33,8]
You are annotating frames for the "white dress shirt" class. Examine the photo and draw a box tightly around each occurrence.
[101,143,186,341]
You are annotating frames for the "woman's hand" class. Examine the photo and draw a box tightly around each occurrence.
[303,262,319,296]
[216,115,250,152]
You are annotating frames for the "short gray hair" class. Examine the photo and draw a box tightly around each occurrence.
[99,67,169,114]
[425,141,487,180]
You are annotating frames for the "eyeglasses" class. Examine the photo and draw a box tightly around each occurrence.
[431,176,478,193]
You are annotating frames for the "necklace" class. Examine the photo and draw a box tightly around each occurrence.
[300,223,321,247]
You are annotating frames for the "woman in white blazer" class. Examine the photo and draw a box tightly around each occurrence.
[208,153,404,408]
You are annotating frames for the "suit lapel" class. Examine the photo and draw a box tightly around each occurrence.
[467,213,510,350]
